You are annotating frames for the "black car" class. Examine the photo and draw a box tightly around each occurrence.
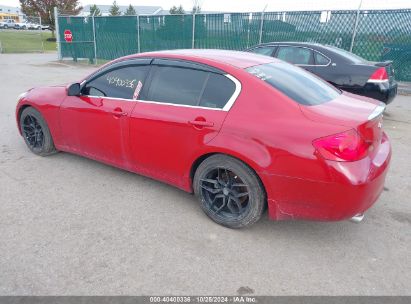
[246,42,397,104]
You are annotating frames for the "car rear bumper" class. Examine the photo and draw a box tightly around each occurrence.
[263,132,391,221]
[347,81,398,104]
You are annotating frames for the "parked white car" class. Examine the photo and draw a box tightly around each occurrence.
[0,19,17,29]
[14,21,31,30]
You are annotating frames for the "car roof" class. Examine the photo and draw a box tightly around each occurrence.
[123,49,278,69]
[256,41,330,50]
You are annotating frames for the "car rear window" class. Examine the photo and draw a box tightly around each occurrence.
[245,62,341,105]
[324,46,368,64]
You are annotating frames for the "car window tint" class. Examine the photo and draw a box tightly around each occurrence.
[277,47,313,65]
[249,46,275,56]
[324,45,368,64]
[148,66,208,106]
[83,65,149,99]
[200,74,236,108]
[315,52,330,65]
[246,62,341,105]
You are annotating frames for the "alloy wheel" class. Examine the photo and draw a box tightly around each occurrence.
[22,114,44,149]
[200,167,250,219]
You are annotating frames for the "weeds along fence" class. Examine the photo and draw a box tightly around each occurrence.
[56,9,411,81]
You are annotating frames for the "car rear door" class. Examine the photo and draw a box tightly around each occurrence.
[60,59,150,167]
[274,46,316,74]
[129,59,240,187]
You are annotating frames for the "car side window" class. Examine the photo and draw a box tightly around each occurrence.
[147,66,209,106]
[314,52,330,65]
[249,46,276,56]
[146,66,237,109]
[199,73,236,108]
[276,46,313,65]
[82,65,149,99]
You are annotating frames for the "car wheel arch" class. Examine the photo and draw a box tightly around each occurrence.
[17,104,33,134]
[17,104,49,135]
[189,152,268,201]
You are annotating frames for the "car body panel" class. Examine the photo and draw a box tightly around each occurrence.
[59,95,136,167]
[129,100,229,189]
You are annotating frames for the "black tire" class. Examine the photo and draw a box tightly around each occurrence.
[193,154,266,229]
[20,107,57,156]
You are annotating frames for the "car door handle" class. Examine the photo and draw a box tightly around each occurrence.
[188,120,214,127]
[110,108,127,117]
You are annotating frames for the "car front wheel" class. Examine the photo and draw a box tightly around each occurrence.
[20,107,57,156]
[194,154,266,228]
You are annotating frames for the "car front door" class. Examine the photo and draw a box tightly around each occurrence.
[129,60,239,187]
[60,60,150,167]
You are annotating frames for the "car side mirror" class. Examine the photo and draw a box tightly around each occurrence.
[67,83,81,96]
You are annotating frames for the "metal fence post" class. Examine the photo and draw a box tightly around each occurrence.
[192,13,196,49]
[137,14,141,53]
[350,0,363,52]
[54,7,62,60]
[92,13,97,65]
[247,13,251,48]
[39,14,44,53]
[259,5,267,44]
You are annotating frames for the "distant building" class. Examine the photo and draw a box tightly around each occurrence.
[0,5,24,22]
[80,5,164,16]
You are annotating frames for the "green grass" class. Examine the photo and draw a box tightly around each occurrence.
[0,30,56,53]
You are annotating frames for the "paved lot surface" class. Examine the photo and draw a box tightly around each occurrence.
[0,53,410,295]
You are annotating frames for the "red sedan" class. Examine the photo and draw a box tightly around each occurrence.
[16,50,391,228]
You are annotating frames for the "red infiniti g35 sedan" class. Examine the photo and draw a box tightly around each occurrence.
[16,50,391,228]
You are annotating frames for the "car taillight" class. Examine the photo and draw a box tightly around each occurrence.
[368,67,388,83]
[312,129,370,162]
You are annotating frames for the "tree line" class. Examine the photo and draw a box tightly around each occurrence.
[18,0,202,33]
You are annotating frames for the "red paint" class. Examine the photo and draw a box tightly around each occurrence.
[15,50,391,222]
[64,30,73,43]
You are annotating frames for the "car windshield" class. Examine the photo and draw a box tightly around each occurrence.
[325,46,368,64]
[245,62,341,106]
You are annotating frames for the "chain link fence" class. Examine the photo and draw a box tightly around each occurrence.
[57,9,411,81]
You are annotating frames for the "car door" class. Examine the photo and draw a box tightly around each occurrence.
[59,59,151,167]
[129,59,239,187]
[275,46,316,74]
[311,50,347,87]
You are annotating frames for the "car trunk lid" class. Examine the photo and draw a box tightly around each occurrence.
[300,92,385,157]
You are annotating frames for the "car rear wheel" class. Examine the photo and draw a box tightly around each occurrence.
[193,154,266,228]
[20,107,57,156]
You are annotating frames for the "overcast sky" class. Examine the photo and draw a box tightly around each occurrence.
[2,0,411,12]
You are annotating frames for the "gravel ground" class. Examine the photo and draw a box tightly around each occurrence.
[0,53,410,295]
